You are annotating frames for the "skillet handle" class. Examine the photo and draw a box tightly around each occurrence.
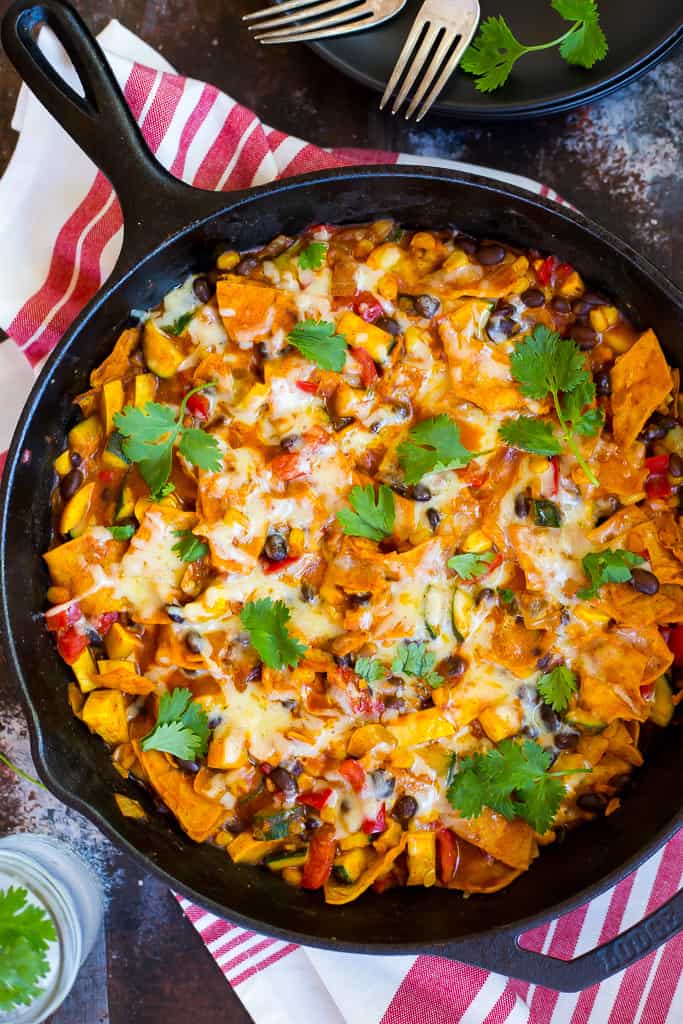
[443,886,683,992]
[1,0,229,265]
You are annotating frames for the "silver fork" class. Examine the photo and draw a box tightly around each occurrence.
[380,0,480,121]
[244,0,406,45]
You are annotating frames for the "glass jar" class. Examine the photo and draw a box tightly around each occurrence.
[0,833,103,1024]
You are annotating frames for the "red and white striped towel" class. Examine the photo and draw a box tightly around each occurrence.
[1,20,681,1024]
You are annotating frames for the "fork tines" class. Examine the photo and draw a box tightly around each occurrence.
[245,0,375,44]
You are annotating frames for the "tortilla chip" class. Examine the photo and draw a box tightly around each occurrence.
[439,313,525,413]
[486,609,548,678]
[611,330,673,449]
[447,837,524,893]
[593,440,647,498]
[216,275,296,342]
[588,506,648,547]
[134,745,226,842]
[596,583,683,626]
[627,520,683,585]
[578,630,649,722]
[449,807,538,867]
[90,327,140,388]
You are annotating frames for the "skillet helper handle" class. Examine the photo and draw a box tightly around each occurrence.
[444,886,683,991]
[1,0,228,263]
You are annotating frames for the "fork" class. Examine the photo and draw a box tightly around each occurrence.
[244,0,406,45]
[380,0,480,121]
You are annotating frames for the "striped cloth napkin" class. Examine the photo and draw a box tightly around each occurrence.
[1,19,682,1024]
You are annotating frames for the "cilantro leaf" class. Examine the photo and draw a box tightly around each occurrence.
[114,403,177,463]
[0,886,57,1011]
[448,551,496,581]
[499,417,562,456]
[498,587,516,607]
[355,657,386,683]
[287,320,347,372]
[553,0,608,67]
[336,484,395,541]
[141,687,210,760]
[460,16,526,92]
[560,376,604,437]
[578,548,645,600]
[108,525,135,541]
[161,310,195,336]
[172,529,209,563]
[240,597,307,670]
[391,641,442,687]
[397,415,480,484]
[538,665,578,713]
[298,242,328,271]
[178,428,221,472]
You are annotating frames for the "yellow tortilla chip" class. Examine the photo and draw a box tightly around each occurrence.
[611,330,673,449]
[449,807,537,868]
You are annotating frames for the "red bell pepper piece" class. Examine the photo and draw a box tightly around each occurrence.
[187,392,210,420]
[667,624,683,666]
[550,455,560,497]
[645,475,672,500]
[45,601,81,632]
[353,291,384,323]
[56,625,89,664]
[296,380,318,395]
[263,555,300,575]
[436,828,459,884]
[99,469,115,483]
[270,429,325,481]
[640,683,655,699]
[362,802,386,835]
[301,827,336,890]
[339,758,366,793]
[351,346,378,388]
[482,552,503,577]
[537,255,556,286]
[94,611,118,637]
[297,788,333,811]
[556,262,573,282]
[646,454,670,475]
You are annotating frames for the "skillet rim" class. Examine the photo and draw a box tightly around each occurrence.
[2,163,683,958]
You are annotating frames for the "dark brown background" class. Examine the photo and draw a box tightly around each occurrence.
[0,1,681,1021]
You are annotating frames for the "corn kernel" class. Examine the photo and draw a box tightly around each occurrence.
[214,831,232,848]
[404,326,430,355]
[320,805,336,824]
[377,273,398,301]
[453,589,475,636]
[288,528,305,556]
[508,275,532,295]
[574,606,610,626]
[462,529,492,554]
[510,256,529,275]
[54,450,72,476]
[410,231,437,252]
[558,271,584,298]
[590,305,619,332]
[443,248,469,271]
[529,455,551,474]
[366,243,402,271]
[223,508,249,529]
[47,586,70,605]
[282,866,303,887]
[216,250,240,271]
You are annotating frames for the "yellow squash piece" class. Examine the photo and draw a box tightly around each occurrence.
[70,646,98,694]
[347,723,396,758]
[134,373,157,408]
[227,833,286,865]
[54,450,72,476]
[68,415,103,457]
[387,708,455,747]
[101,379,125,436]
[337,311,393,363]
[324,835,407,905]
[406,831,437,887]
[82,690,129,745]
[143,319,183,378]
[105,622,143,661]
[59,482,95,536]
[114,794,147,821]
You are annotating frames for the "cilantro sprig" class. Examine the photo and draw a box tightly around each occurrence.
[0,752,46,791]
[398,415,482,484]
[355,657,386,683]
[578,548,645,600]
[337,484,395,542]
[391,641,442,688]
[141,688,210,761]
[447,738,589,834]
[287,320,347,372]
[172,529,209,563]
[538,665,578,713]
[240,597,307,670]
[461,1,608,93]
[448,551,496,581]
[503,326,604,485]
[298,242,328,271]
[0,887,57,1011]
[108,525,135,541]
[113,383,221,498]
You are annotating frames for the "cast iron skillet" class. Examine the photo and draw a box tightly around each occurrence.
[2,0,683,992]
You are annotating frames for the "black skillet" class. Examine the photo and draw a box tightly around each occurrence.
[2,0,683,993]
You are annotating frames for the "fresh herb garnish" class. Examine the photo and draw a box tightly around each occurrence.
[447,738,589,833]
[533,499,561,528]
[337,484,395,542]
[298,242,328,271]
[0,886,57,1011]
[0,752,46,791]
[172,529,209,563]
[113,383,221,499]
[355,657,386,683]
[391,641,442,688]
[578,549,645,600]
[141,688,210,760]
[448,551,496,581]
[499,417,562,456]
[397,415,481,484]
[287,320,347,372]
[498,588,516,607]
[506,326,603,485]
[161,310,195,336]
[538,665,578,713]
[240,598,307,670]
[108,525,135,541]
[461,1,608,93]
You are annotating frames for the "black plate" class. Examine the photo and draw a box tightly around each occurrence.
[304,0,683,119]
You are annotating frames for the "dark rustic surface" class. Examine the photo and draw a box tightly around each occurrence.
[0,0,681,1021]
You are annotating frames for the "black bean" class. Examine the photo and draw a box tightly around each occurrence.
[303,817,323,838]
[631,568,659,595]
[370,770,395,798]
[269,766,298,796]
[555,732,579,751]
[59,468,83,500]
[263,532,288,563]
[391,482,411,497]
[166,605,185,623]
[427,508,441,532]
[392,794,418,824]
[540,704,560,730]
[300,581,315,603]
[573,326,598,350]
[476,244,505,266]
[69,451,82,467]
[517,684,539,704]
[638,422,668,443]
[457,237,478,256]
[655,414,679,432]
[246,663,263,682]
[551,297,572,315]
[391,399,412,420]
[476,587,495,606]
[375,315,401,337]
[415,294,441,318]
[207,714,223,730]
[487,316,517,343]
[670,453,683,478]
[222,817,243,834]
[412,483,431,502]
[192,275,213,303]
[438,655,467,680]
[521,723,540,739]
[609,773,632,792]
[582,291,609,307]
[259,234,293,260]
[280,434,299,451]
[594,370,612,396]
[347,592,371,607]
[176,758,200,774]
[521,288,545,308]
[287,759,304,777]
[574,315,591,328]
[572,299,591,316]
[279,699,298,712]
[536,653,554,670]
[335,653,353,668]
[332,416,354,432]
[495,300,515,317]
[185,630,204,654]
[383,694,408,714]
[514,493,531,519]
[235,255,259,276]
[577,792,608,813]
